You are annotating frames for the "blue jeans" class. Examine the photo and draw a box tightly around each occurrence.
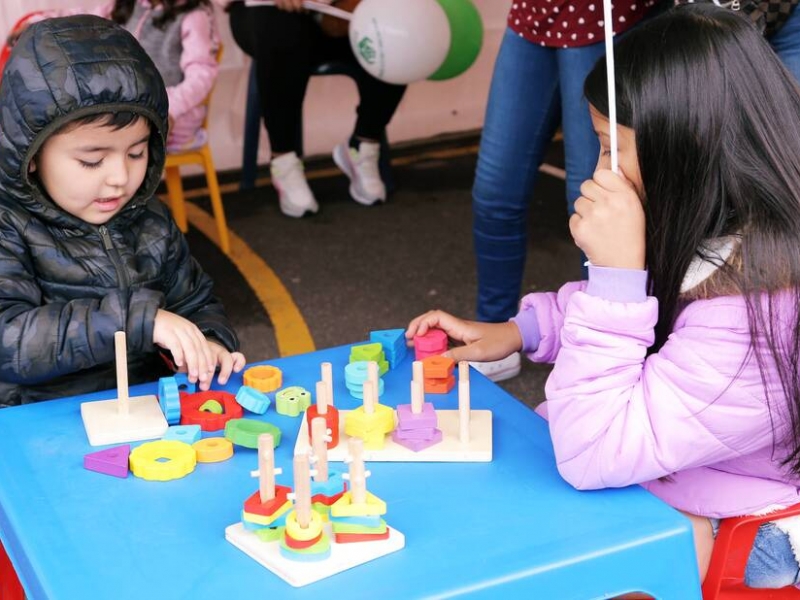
[710,518,800,588]
[769,5,800,82]
[472,29,604,322]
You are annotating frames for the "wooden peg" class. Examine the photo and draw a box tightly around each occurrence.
[362,380,375,415]
[311,417,329,482]
[458,361,470,443]
[321,362,334,406]
[411,379,423,414]
[114,331,129,416]
[293,452,312,528]
[348,438,366,504]
[315,380,328,415]
[258,433,275,502]
[412,360,423,385]
[367,361,379,400]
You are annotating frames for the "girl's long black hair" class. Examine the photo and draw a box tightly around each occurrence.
[111,0,211,30]
[585,3,800,473]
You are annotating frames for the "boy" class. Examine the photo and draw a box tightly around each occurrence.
[0,15,245,408]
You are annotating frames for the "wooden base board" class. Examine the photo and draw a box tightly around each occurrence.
[295,409,492,462]
[225,522,405,587]
[80,395,168,446]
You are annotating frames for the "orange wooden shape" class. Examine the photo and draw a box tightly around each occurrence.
[243,365,282,393]
[423,375,456,394]
[422,355,455,380]
[702,503,800,599]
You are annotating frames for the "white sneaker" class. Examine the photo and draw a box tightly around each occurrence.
[270,152,319,218]
[469,352,522,383]
[332,141,387,206]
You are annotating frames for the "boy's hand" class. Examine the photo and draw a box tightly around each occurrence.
[153,309,215,389]
[208,340,246,386]
[406,310,523,363]
[570,169,646,270]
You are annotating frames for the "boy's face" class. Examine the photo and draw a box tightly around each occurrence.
[31,118,151,225]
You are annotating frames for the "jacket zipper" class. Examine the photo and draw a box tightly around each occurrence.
[99,225,130,291]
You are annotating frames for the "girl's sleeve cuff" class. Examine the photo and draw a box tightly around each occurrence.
[510,309,541,353]
[585,265,648,302]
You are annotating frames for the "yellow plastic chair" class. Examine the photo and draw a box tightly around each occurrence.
[163,45,230,255]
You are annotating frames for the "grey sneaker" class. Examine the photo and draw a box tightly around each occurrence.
[270,152,319,218]
[469,352,522,382]
[332,141,387,206]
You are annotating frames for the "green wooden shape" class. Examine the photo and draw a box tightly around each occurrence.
[224,418,281,449]
[275,386,311,417]
[199,399,224,414]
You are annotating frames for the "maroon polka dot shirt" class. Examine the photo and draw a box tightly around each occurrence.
[508,0,661,48]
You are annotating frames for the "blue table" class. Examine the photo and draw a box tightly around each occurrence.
[0,344,701,599]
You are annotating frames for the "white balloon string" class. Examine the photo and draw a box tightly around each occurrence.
[244,1,354,21]
[602,0,618,173]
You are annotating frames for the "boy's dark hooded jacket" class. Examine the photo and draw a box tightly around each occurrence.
[0,15,238,407]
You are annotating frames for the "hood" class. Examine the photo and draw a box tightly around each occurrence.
[0,15,168,229]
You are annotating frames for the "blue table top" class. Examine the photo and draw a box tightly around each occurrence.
[0,344,700,599]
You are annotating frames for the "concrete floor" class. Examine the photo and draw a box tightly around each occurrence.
[184,135,582,408]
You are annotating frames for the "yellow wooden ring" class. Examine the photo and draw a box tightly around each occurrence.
[284,509,323,541]
[243,365,283,393]
[192,437,234,463]
[129,440,196,481]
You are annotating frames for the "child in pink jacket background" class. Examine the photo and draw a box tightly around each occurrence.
[15,0,219,151]
[408,4,800,592]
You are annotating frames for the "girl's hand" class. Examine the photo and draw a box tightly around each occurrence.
[406,310,523,363]
[570,169,646,270]
[208,340,246,386]
[274,0,305,11]
[153,309,215,389]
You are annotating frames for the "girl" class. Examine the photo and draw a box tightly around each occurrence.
[408,4,800,590]
[13,0,220,151]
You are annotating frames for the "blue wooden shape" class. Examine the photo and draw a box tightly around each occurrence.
[235,386,271,415]
[157,377,181,425]
[163,425,201,445]
[171,372,197,394]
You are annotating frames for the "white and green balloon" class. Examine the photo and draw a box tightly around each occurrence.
[349,0,483,85]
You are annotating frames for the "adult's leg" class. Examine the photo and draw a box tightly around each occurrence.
[768,5,800,83]
[321,36,406,140]
[473,30,561,323]
[556,44,604,220]
[228,5,318,154]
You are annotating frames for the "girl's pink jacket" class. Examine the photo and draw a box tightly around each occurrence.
[36,0,219,150]
[518,271,800,518]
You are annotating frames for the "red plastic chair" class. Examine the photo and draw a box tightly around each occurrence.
[703,503,800,599]
[0,538,24,600]
[0,12,44,86]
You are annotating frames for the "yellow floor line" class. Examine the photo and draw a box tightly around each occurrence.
[182,201,316,357]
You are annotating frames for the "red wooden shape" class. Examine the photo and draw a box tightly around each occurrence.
[243,485,292,517]
[306,405,340,448]
[334,529,391,544]
[283,531,323,550]
[180,391,242,431]
[702,503,800,599]
[0,538,24,600]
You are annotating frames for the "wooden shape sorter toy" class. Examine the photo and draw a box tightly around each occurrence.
[81,331,168,446]
[295,360,493,462]
[226,434,404,587]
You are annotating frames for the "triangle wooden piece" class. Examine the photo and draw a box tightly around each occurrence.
[83,444,131,478]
